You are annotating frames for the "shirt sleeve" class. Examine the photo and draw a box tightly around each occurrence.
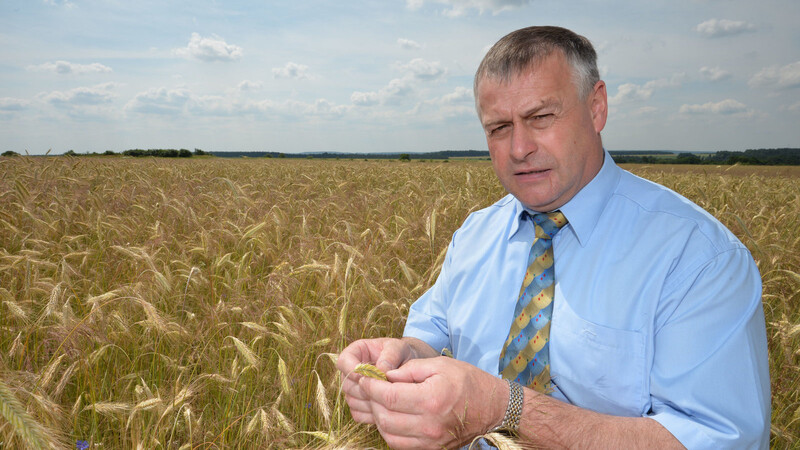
[402,237,454,354]
[648,247,771,449]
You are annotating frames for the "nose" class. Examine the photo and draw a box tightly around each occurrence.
[509,122,537,161]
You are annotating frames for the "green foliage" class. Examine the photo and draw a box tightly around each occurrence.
[611,148,800,165]
[122,148,194,158]
[2,150,20,157]
[676,153,702,164]
[399,153,411,162]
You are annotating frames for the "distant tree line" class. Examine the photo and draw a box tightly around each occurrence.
[610,148,800,165]
[210,150,490,159]
[121,148,193,157]
[3,148,799,165]
[51,148,210,157]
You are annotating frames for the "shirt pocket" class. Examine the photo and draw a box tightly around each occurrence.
[550,288,648,417]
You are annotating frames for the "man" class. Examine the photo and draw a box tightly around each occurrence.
[337,26,770,449]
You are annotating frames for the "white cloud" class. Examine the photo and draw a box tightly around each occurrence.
[440,86,473,104]
[352,58,446,107]
[174,33,242,62]
[700,66,731,82]
[39,82,117,106]
[190,95,238,116]
[272,62,310,80]
[123,84,351,120]
[695,19,756,38]
[350,91,380,107]
[406,0,424,10]
[407,0,532,16]
[679,99,749,115]
[398,58,446,81]
[351,76,415,106]
[237,80,262,92]
[228,97,350,119]
[0,98,29,111]
[608,74,685,105]
[398,38,422,50]
[632,106,658,116]
[787,101,800,113]
[306,99,350,118]
[27,60,112,75]
[125,87,192,115]
[43,0,75,8]
[413,86,475,118]
[748,61,800,89]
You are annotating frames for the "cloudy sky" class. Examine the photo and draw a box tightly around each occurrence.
[1,0,799,155]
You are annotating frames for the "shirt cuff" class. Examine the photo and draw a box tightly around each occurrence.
[402,328,449,356]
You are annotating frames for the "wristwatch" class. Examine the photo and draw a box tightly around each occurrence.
[490,379,524,435]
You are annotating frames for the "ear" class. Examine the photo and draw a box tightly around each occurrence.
[588,80,608,134]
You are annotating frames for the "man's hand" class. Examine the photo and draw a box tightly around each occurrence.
[337,339,684,449]
[336,338,418,424]
[357,356,507,449]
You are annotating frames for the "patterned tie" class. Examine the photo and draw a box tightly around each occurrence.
[498,211,567,393]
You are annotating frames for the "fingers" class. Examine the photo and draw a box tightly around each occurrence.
[360,360,442,415]
[336,340,374,379]
[372,409,447,450]
[337,338,414,383]
[338,338,447,436]
[343,393,376,424]
[374,339,413,373]
[337,338,411,427]
[362,376,467,450]
[385,356,438,383]
[349,408,377,425]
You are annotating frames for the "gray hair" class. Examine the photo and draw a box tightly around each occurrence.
[474,26,600,110]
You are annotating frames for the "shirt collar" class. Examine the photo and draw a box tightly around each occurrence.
[508,149,621,246]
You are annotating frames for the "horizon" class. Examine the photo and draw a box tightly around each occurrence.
[1,1,799,155]
[10,148,796,157]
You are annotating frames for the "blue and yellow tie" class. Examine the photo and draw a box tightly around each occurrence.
[499,211,567,393]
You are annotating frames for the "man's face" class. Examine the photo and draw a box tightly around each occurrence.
[477,52,607,212]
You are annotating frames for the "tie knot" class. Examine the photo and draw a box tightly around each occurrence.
[531,211,568,239]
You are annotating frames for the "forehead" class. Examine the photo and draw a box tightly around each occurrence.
[477,53,576,118]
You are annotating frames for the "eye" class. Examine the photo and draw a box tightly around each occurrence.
[488,124,509,136]
[530,114,555,128]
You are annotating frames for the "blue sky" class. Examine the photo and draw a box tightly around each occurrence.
[1,0,799,155]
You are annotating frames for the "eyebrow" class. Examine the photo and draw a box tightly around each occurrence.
[482,97,561,130]
[521,98,560,118]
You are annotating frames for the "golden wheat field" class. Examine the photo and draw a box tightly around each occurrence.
[0,156,798,449]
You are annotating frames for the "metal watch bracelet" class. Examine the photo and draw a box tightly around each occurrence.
[491,379,524,435]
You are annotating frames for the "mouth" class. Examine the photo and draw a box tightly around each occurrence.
[515,168,550,176]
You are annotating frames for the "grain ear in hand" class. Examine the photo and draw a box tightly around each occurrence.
[353,363,388,381]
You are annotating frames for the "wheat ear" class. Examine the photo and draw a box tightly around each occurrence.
[0,379,51,449]
[353,363,387,381]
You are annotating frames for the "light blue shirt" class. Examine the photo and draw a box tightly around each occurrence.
[403,151,770,449]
